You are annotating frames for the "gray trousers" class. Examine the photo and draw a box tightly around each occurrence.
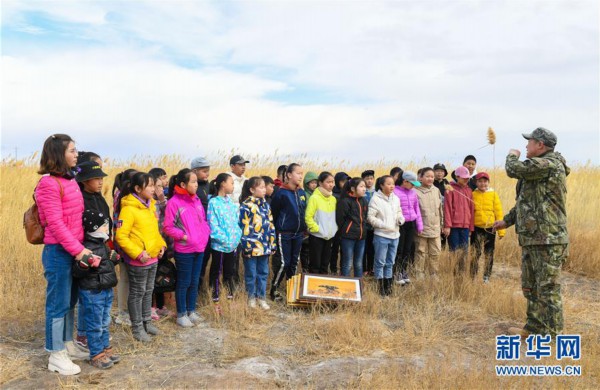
[127,262,158,330]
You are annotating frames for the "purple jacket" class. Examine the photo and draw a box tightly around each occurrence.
[36,175,85,256]
[163,192,211,254]
[393,186,423,233]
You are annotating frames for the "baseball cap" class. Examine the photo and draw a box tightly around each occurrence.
[522,127,557,148]
[475,172,490,181]
[230,155,250,165]
[402,171,421,187]
[455,166,471,179]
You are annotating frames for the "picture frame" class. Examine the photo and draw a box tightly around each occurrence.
[298,274,363,302]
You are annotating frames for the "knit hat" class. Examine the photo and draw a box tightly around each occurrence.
[83,209,110,233]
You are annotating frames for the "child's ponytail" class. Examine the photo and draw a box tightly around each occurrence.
[240,176,264,203]
[342,177,365,197]
[167,168,194,199]
[209,173,231,197]
[167,174,178,199]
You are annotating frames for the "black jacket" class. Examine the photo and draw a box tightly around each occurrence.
[196,180,210,212]
[73,236,118,290]
[433,179,450,197]
[82,190,112,236]
[336,195,368,241]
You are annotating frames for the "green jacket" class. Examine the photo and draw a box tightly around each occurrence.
[503,151,570,247]
[303,171,318,201]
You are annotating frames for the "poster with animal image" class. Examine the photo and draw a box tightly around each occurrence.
[301,275,362,302]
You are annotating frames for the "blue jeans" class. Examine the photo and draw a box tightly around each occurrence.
[373,235,399,279]
[244,255,269,299]
[79,289,113,358]
[42,244,78,352]
[174,252,204,315]
[341,238,366,277]
[448,228,470,251]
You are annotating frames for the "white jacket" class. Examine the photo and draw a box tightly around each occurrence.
[228,172,247,205]
[367,190,405,239]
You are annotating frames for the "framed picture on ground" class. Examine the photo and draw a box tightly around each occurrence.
[299,274,363,302]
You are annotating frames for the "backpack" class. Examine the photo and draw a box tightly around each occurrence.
[23,176,64,245]
[154,258,176,293]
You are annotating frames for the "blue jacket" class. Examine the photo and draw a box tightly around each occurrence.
[239,196,277,257]
[270,184,307,234]
[207,195,242,253]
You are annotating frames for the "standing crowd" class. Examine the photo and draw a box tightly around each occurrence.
[34,128,568,376]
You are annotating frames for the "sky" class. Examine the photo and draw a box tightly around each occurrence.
[1,0,599,168]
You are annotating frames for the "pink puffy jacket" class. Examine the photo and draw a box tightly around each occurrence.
[35,175,85,256]
[163,192,210,254]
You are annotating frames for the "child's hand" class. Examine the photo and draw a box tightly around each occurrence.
[443,227,451,237]
[182,235,188,242]
[109,250,120,264]
[75,248,92,261]
[139,251,150,263]
[158,246,166,259]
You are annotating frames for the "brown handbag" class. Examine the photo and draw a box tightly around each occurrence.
[23,176,64,245]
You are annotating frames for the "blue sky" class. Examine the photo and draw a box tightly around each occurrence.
[2,0,599,167]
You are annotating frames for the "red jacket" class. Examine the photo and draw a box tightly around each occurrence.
[443,182,474,231]
[36,175,85,256]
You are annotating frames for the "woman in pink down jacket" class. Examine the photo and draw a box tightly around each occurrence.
[35,134,91,376]
[163,169,210,328]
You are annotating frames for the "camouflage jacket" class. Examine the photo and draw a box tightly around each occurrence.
[503,151,570,247]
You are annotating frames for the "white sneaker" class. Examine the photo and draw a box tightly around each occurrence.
[48,350,81,375]
[257,299,270,310]
[188,312,202,324]
[176,315,194,328]
[65,341,89,361]
[248,298,257,309]
[395,277,406,286]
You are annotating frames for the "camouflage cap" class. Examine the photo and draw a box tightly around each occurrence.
[522,127,557,148]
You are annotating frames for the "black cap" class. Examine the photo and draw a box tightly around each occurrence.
[229,155,249,165]
[82,209,109,233]
[76,161,107,182]
[433,163,448,177]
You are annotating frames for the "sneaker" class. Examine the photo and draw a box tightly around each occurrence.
[132,328,152,343]
[394,275,406,285]
[188,312,202,324]
[65,341,89,361]
[176,315,194,328]
[483,276,490,284]
[48,350,81,376]
[248,298,257,309]
[115,312,132,327]
[151,307,160,321]
[257,299,270,310]
[144,321,161,335]
[75,335,89,351]
[89,352,114,370]
[156,306,171,317]
[402,273,411,284]
[103,347,120,364]
[227,293,234,300]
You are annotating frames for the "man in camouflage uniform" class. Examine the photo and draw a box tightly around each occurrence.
[493,127,570,337]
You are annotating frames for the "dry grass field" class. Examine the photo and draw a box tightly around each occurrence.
[1,153,598,389]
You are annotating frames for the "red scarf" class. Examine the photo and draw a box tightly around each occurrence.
[174,185,195,198]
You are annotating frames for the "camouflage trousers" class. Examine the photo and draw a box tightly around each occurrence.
[521,244,569,336]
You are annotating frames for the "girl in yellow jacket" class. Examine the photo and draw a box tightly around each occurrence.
[115,172,166,342]
[471,172,505,283]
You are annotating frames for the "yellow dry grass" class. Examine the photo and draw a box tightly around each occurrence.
[0,154,598,388]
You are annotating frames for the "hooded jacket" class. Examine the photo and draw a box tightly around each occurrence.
[393,186,423,233]
[163,189,211,253]
[271,184,307,234]
[207,195,242,253]
[415,185,443,238]
[367,190,405,239]
[303,171,318,201]
[332,172,349,200]
[115,194,166,266]
[503,151,569,246]
[36,174,85,256]
[73,235,118,290]
[305,187,337,240]
[336,195,368,241]
[443,182,474,231]
[239,196,277,257]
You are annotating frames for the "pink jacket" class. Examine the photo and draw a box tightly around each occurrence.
[394,186,423,233]
[35,175,85,256]
[444,182,474,231]
[163,192,211,254]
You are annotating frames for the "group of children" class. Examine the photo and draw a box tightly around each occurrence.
[69,151,505,371]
